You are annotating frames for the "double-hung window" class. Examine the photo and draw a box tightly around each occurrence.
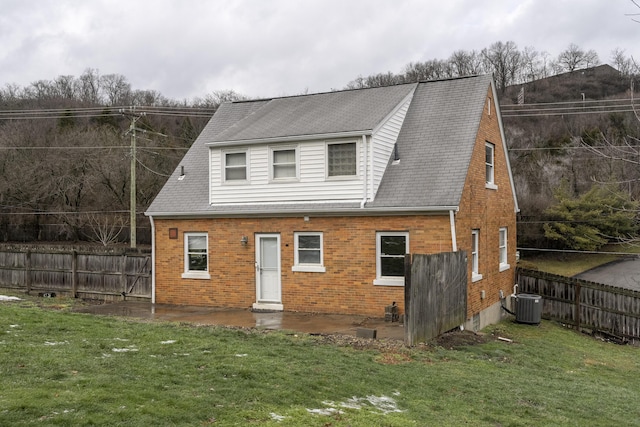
[374,232,409,286]
[499,227,510,271]
[292,232,325,273]
[271,147,298,180]
[224,150,248,182]
[471,229,482,282]
[327,142,357,177]
[485,142,496,189]
[182,232,210,279]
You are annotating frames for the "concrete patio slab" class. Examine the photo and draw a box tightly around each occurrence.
[74,301,406,341]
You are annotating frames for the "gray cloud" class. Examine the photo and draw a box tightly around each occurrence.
[0,0,637,101]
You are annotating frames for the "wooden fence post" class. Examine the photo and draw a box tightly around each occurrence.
[71,250,78,298]
[121,253,127,299]
[575,282,581,331]
[25,250,31,294]
[404,253,412,345]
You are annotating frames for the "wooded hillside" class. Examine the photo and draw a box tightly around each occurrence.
[1,42,638,249]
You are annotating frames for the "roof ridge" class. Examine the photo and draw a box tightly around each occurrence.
[228,82,419,104]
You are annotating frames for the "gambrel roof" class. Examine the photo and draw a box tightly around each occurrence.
[146,75,517,217]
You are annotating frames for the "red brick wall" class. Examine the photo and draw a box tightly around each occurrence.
[455,86,517,319]
[154,215,452,317]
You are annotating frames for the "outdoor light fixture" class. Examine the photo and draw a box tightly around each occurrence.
[240,236,248,246]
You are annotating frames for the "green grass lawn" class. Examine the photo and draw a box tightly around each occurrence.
[1,294,639,426]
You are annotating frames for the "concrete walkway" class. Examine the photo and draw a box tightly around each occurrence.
[74,301,406,341]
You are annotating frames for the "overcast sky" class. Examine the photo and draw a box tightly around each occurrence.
[1,0,638,101]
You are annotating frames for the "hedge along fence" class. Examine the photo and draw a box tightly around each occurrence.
[0,245,151,301]
[517,268,640,342]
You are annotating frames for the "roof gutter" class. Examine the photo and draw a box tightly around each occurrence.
[206,130,372,148]
[360,134,368,209]
[144,205,460,218]
[148,215,156,304]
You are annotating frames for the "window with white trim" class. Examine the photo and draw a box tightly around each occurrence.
[485,142,496,188]
[471,229,482,282]
[223,150,248,182]
[292,232,325,273]
[499,227,510,271]
[182,232,210,279]
[374,232,409,286]
[271,147,298,180]
[327,142,357,177]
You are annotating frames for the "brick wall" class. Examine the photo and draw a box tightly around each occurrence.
[154,215,452,317]
[455,86,517,319]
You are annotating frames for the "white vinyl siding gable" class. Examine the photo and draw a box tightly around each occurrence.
[371,95,413,199]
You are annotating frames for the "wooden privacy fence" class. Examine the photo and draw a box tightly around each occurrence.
[0,247,151,301]
[404,252,467,345]
[517,268,640,342]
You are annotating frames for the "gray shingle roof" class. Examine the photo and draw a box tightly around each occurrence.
[146,75,495,217]
[368,75,492,208]
[211,84,417,143]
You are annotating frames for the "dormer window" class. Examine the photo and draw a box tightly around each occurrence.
[327,141,357,177]
[271,146,298,180]
[223,150,248,182]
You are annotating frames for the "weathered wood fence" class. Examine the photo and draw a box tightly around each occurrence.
[517,268,640,342]
[404,252,467,345]
[0,246,151,301]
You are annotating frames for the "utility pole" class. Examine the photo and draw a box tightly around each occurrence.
[121,107,145,249]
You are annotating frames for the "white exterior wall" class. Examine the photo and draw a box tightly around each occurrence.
[370,97,412,198]
[210,138,364,204]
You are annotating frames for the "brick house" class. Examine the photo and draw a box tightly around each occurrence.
[145,75,519,331]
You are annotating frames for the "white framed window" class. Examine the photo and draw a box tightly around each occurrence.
[374,231,409,286]
[471,229,482,282]
[485,142,497,189]
[182,232,210,279]
[270,146,298,180]
[292,232,325,273]
[223,150,248,183]
[499,227,510,272]
[327,141,357,178]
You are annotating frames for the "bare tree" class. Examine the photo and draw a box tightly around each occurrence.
[77,68,102,104]
[85,213,126,246]
[481,41,522,92]
[557,43,600,72]
[100,74,132,106]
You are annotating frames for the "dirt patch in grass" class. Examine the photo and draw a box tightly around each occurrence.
[433,330,490,350]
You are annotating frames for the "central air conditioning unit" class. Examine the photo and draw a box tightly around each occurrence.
[515,293,542,324]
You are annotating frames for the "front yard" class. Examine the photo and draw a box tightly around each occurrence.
[0,294,639,426]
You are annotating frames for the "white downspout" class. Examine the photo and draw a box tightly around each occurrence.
[149,215,156,304]
[449,210,458,252]
[360,134,368,208]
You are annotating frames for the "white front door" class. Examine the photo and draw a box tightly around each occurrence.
[253,234,283,311]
